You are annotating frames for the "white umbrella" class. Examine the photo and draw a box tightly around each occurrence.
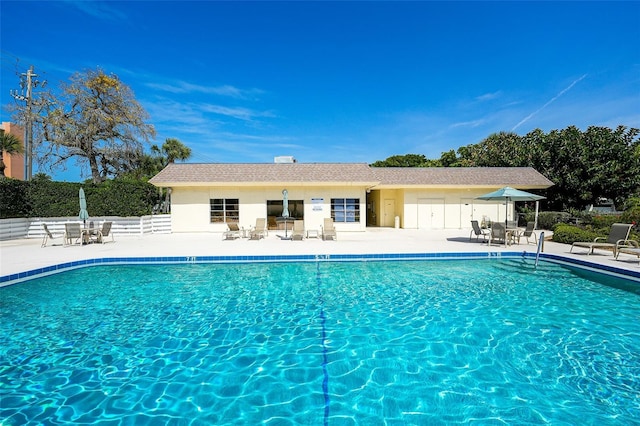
[280,189,290,239]
[281,189,289,218]
[79,187,89,226]
[476,187,545,229]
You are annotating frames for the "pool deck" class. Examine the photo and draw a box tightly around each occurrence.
[1,228,639,281]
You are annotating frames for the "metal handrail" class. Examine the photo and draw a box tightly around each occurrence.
[535,231,545,269]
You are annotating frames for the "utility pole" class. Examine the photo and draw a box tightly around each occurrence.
[10,65,46,181]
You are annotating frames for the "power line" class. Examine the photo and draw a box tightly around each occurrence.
[10,65,47,181]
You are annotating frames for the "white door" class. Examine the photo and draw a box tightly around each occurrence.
[460,198,474,229]
[383,199,395,227]
[418,198,445,229]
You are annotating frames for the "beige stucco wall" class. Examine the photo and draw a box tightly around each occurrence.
[380,188,515,230]
[170,185,368,233]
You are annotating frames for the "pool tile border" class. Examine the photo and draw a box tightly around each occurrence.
[1,251,639,287]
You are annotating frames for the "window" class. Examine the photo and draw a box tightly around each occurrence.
[210,198,239,223]
[331,198,360,223]
[267,200,304,230]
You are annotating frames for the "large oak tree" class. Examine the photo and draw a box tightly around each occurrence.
[15,68,156,183]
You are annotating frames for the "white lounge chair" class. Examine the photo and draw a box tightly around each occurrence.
[322,218,337,240]
[249,218,267,240]
[91,221,114,244]
[64,223,83,247]
[222,223,242,240]
[291,220,305,241]
[41,223,64,247]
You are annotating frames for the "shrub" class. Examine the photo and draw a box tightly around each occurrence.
[0,178,30,218]
[589,214,623,229]
[552,224,601,244]
[621,206,640,230]
[537,211,571,230]
[0,179,161,219]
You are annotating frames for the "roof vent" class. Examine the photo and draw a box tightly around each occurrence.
[274,156,296,163]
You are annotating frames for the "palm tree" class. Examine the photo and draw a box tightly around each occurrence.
[160,138,192,165]
[0,130,24,178]
[151,138,191,212]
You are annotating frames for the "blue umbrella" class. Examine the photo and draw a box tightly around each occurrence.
[476,187,545,228]
[79,187,89,226]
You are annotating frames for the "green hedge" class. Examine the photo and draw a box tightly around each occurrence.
[552,223,639,244]
[0,178,161,218]
[551,224,601,244]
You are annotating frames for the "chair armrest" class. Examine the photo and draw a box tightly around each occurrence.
[617,239,639,249]
[593,237,606,242]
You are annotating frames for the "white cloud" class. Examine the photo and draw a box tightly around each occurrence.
[512,74,587,131]
[145,80,264,100]
[450,119,486,129]
[62,0,128,23]
[475,91,502,102]
[199,104,275,121]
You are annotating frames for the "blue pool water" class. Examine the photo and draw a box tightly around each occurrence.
[1,259,639,425]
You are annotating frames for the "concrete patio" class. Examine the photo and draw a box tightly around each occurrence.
[2,227,639,282]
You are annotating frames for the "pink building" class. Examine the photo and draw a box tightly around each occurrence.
[0,122,25,180]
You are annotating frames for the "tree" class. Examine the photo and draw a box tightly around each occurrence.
[0,129,24,178]
[369,125,640,212]
[14,68,156,183]
[153,138,191,211]
[123,138,192,180]
[457,131,527,167]
[370,154,429,167]
[536,126,640,210]
[156,138,192,165]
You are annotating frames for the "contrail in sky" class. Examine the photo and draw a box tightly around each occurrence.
[511,74,587,131]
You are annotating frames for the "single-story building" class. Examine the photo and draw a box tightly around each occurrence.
[148,161,554,233]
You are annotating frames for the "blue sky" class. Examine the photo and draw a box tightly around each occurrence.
[2,1,639,181]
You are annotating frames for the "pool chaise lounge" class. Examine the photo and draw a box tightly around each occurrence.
[616,239,640,264]
[291,220,305,241]
[249,218,267,240]
[570,223,633,256]
[222,223,242,240]
[322,218,337,240]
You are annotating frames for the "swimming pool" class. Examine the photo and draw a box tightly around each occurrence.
[1,258,638,425]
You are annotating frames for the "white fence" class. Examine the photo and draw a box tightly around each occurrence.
[0,215,172,241]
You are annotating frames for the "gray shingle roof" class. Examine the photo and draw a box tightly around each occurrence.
[149,163,379,186]
[371,167,554,188]
[149,163,554,189]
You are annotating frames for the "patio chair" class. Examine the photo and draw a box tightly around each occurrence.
[570,223,632,256]
[92,221,115,244]
[469,220,490,242]
[614,239,640,264]
[41,223,64,247]
[488,222,507,246]
[64,223,83,247]
[249,218,267,240]
[291,220,305,241]
[322,218,337,240]
[517,221,537,245]
[222,223,242,240]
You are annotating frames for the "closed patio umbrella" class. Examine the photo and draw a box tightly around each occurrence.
[79,187,89,226]
[476,187,545,229]
[282,189,289,218]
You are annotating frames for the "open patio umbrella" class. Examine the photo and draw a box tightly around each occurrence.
[475,187,545,229]
[79,187,89,226]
